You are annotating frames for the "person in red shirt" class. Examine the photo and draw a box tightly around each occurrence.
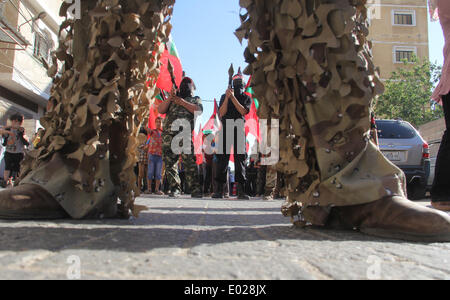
[147,117,164,195]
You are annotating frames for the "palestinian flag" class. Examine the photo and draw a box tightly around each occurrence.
[147,38,181,129]
[244,76,261,143]
[193,123,204,165]
[229,141,251,163]
[202,98,222,134]
[156,38,183,92]
[245,86,259,109]
[148,93,167,130]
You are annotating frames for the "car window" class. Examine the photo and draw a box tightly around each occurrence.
[376,121,416,139]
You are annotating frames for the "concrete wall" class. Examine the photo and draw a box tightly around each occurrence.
[419,118,445,157]
[0,0,63,131]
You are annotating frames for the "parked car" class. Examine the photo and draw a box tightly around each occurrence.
[427,156,437,191]
[376,119,431,200]
[426,139,441,191]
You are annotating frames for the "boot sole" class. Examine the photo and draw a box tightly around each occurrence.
[361,228,450,243]
[0,209,69,220]
[431,203,450,212]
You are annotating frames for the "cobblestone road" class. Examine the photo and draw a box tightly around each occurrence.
[0,195,449,280]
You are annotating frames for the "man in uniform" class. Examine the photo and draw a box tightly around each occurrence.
[158,77,203,198]
[213,72,252,199]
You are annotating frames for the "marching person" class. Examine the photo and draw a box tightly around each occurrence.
[213,71,252,199]
[430,0,450,212]
[158,77,203,198]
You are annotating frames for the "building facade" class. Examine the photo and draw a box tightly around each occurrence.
[367,0,430,81]
[0,0,63,135]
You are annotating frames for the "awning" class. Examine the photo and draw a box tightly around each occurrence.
[0,16,30,49]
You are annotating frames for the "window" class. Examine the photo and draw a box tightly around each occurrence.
[396,50,413,62]
[393,46,417,63]
[392,10,416,26]
[376,121,417,139]
[394,13,413,25]
[33,33,51,62]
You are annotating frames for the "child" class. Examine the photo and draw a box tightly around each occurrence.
[147,117,164,195]
[1,114,29,187]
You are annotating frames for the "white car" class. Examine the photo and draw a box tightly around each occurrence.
[376,119,431,200]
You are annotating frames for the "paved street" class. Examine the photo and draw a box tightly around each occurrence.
[0,195,449,280]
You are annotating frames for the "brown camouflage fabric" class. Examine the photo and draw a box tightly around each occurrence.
[18,0,175,219]
[236,0,407,225]
[12,0,406,223]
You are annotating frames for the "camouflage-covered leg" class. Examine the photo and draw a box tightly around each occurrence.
[0,0,175,220]
[181,150,202,197]
[264,165,277,200]
[238,0,450,241]
[237,0,401,221]
[162,134,182,196]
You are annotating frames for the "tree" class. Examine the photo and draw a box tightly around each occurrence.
[374,56,443,128]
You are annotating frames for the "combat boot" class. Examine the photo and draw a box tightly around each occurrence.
[237,183,250,200]
[263,194,274,201]
[431,201,450,212]
[0,184,68,220]
[169,190,181,198]
[191,190,203,199]
[325,196,450,242]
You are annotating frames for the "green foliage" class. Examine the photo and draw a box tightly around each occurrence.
[374,56,443,128]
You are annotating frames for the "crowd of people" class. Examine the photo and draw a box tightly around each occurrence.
[135,121,286,201]
[0,72,286,202]
[134,73,286,200]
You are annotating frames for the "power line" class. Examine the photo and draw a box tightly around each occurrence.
[7,0,33,31]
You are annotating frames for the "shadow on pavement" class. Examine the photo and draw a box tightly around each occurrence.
[0,209,418,253]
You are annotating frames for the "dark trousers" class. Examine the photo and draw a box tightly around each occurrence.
[204,162,213,193]
[246,170,258,196]
[432,93,450,201]
[215,125,247,184]
[256,166,267,196]
[212,159,229,195]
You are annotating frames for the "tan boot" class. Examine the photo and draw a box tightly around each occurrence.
[431,201,450,212]
[0,184,68,220]
[326,196,450,242]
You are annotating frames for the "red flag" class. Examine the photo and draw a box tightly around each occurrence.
[229,142,250,164]
[230,146,234,163]
[202,98,222,133]
[244,76,260,142]
[148,98,166,130]
[245,101,260,142]
[193,125,204,165]
[156,41,183,92]
[148,104,158,130]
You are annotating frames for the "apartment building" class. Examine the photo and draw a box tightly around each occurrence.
[367,0,430,81]
[0,0,63,134]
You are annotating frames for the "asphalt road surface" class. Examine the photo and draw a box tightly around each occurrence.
[0,195,448,280]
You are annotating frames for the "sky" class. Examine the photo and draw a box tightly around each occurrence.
[170,1,446,127]
[170,0,248,127]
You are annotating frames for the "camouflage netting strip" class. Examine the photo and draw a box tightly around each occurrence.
[237,0,405,226]
[20,0,175,218]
